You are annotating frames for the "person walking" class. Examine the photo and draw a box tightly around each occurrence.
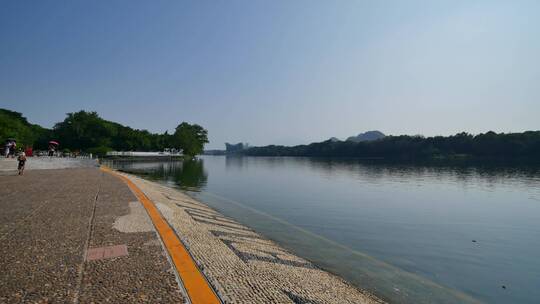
[17,151,27,175]
[4,141,9,158]
[9,142,16,158]
[48,141,59,157]
[48,144,55,157]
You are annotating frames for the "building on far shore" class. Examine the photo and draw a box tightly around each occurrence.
[225,142,249,153]
[203,142,249,155]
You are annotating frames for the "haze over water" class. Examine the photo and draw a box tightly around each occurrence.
[106,156,540,304]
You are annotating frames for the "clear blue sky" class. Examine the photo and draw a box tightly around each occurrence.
[1,1,539,149]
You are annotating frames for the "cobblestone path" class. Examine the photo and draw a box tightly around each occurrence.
[124,172,383,304]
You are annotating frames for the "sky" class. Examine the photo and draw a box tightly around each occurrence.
[1,1,539,149]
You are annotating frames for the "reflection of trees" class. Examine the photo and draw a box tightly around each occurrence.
[228,156,540,187]
[169,159,208,190]
[219,155,540,186]
[106,159,208,191]
[106,157,540,192]
[225,156,246,169]
[303,158,540,186]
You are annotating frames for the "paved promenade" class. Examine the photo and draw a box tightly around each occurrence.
[0,161,183,303]
[0,158,383,303]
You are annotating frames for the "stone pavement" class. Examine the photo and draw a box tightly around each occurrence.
[123,172,384,304]
[0,167,184,303]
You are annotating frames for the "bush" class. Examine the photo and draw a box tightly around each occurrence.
[86,146,112,157]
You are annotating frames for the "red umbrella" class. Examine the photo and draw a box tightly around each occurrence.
[49,141,59,145]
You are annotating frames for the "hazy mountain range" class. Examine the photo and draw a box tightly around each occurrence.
[328,131,386,143]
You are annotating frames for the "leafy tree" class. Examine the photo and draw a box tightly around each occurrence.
[0,109,51,149]
[54,111,112,150]
[171,122,209,157]
[86,146,113,157]
[51,110,209,155]
[1,108,210,156]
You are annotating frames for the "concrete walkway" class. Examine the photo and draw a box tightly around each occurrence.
[0,166,184,303]
[0,157,98,174]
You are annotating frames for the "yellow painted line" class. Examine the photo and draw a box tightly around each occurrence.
[101,166,221,304]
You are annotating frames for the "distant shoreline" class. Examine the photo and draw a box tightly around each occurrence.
[216,131,540,161]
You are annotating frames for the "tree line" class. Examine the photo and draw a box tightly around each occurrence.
[243,131,540,160]
[0,109,50,149]
[1,109,208,157]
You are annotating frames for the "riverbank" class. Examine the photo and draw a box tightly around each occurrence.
[0,158,382,303]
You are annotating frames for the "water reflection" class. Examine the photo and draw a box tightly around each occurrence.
[106,157,540,193]
[224,156,540,191]
[103,158,208,191]
[225,155,246,170]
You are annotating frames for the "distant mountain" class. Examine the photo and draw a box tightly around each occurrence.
[346,131,385,143]
[328,137,341,142]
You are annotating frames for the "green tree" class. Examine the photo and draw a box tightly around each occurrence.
[0,109,51,149]
[172,122,209,157]
[53,111,112,150]
[1,108,210,155]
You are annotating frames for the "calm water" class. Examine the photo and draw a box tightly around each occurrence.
[105,156,540,303]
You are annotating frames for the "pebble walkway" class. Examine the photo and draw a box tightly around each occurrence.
[123,172,384,304]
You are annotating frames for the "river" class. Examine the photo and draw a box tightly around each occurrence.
[104,156,540,304]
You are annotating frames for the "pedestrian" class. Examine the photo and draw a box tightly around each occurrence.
[17,151,27,175]
[4,142,9,158]
[48,144,55,157]
[9,142,16,158]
